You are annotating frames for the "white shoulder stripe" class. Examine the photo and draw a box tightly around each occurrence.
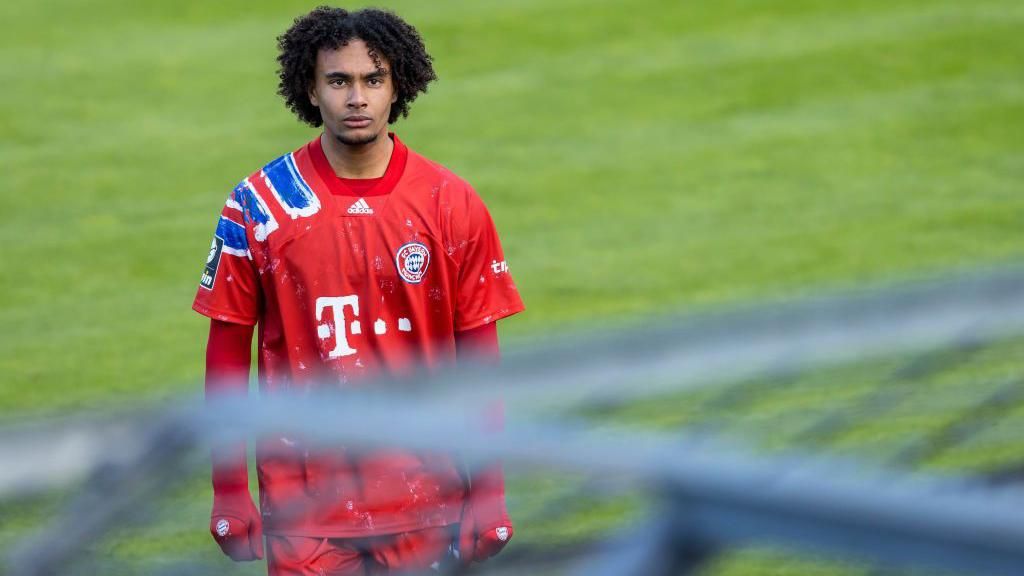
[222,246,251,259]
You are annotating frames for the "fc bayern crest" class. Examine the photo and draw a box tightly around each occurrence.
[395,242,430,284]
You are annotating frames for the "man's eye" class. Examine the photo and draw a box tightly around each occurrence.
[368,78,383,87]
[330,79,347,86]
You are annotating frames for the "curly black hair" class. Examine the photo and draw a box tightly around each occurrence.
[276,6,436,126]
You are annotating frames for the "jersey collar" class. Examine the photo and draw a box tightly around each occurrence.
[308,132,408,198]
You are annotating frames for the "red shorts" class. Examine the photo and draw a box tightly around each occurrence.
[265,527,453,576]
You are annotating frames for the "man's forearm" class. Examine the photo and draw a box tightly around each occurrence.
[206,320,255,490]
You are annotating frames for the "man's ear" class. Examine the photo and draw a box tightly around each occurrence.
[309,83,320,108]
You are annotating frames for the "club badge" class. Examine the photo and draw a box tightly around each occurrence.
[395,242,430,284]
[215,518,230,537]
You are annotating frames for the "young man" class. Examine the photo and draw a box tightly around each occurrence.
[193,7,524,574]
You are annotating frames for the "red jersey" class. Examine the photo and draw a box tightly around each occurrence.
[192,134,524,537]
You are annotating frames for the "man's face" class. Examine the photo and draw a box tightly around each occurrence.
[309,39,397,147]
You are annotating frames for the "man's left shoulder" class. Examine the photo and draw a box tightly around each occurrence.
[405,148,478,199]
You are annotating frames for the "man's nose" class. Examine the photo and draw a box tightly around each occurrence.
[347,84,367,108]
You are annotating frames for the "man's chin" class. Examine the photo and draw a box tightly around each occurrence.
[335,128,380,147]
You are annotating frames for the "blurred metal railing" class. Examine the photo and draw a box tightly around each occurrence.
[5,264,1024,575]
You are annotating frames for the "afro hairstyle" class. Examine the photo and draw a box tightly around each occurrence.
[276,6,437,126]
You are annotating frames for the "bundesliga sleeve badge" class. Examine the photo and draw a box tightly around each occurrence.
[395,242,430,284]
[200,236,225,290]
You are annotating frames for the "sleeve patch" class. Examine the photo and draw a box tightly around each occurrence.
[199,236,224,290]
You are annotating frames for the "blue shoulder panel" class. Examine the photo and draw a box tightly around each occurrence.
[215,217,248,252]
[263,153,319,217]
[232,181,270,226]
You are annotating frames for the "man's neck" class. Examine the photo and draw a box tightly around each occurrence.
[320,130,394,179]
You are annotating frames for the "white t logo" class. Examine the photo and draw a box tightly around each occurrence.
[316,295,360,358]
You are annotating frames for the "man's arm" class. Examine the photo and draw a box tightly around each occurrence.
[206,319,263,561]
[455,322,513,562]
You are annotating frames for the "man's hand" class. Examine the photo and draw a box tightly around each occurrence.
[458,467,513,564]
[457,503,514,563]
[472,523,514,561]
[210,492,264,561]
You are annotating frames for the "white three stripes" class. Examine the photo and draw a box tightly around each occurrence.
[347,198,374,215]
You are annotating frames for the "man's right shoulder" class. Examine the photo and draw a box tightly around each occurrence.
[232,141,312,195]
[223,140,321,240]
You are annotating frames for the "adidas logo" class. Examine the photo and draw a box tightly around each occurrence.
[347,198,373,215]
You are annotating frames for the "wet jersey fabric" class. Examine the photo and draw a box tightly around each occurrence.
[193,134,524,537]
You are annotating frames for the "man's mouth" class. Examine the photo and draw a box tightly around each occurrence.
[343,116,372,128]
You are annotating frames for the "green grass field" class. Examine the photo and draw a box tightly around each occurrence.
[2,0,1023,574]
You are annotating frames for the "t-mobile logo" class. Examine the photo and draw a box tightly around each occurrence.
[315,295,412,358]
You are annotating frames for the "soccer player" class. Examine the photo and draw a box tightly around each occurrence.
[192,7,524,574]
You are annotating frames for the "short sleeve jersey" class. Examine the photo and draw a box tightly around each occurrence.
[192,134,524,537]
